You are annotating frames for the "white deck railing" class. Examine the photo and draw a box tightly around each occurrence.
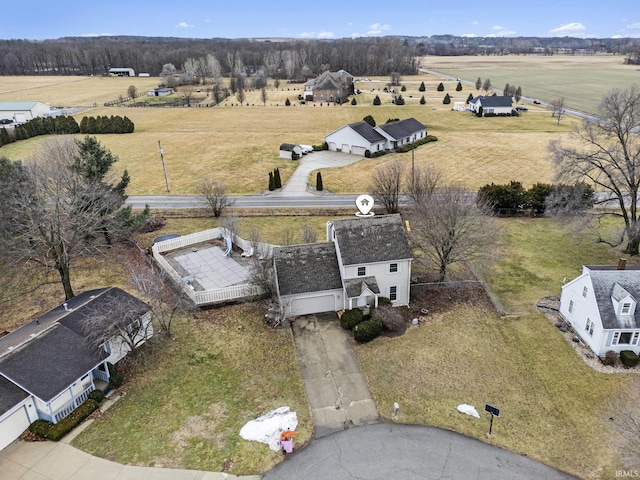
[152,228,272,306]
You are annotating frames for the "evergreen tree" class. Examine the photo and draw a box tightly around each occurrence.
[285,98,291,106]
[373,95,381,106]
[274,168,282,189]
[316,171,323,191]
[0,127,12,146]
[79,116,88,133]
[401,85,406,92]
[475,77,482,90]
[437,82,444,92]
[420,95,426,105]
[268,171,275,191]
[514,86,522,103]
[351,98,357,105]
[418,81,426,92]
[363,115,376,127]
[443,93,451,104]
[394,95,405,105]
[456,81,462,91]
[466,93,474,103]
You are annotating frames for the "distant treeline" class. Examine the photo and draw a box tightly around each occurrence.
[2,35,638,78]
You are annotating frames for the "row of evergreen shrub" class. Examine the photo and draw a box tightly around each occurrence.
[0,115,80,147]
[79,115,134,134]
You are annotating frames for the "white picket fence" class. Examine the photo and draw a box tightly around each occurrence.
[152,228,271,306]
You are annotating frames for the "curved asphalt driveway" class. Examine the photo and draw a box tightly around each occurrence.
[275,150,364,196]
[265,423,579,480]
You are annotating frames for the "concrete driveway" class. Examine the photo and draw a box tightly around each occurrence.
[291,313,379,438]
[276,151,364,196]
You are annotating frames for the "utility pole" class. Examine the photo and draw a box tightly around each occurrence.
[158,140,170,193]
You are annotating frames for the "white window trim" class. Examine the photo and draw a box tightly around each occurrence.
[389,263,398,274]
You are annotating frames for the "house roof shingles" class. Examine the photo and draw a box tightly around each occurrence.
[377,118,426,140]
[0,375,29,416]
[470,96,513,108]
[332,214,412,266]
[343,276,380,298]
[274,242,343,296]
[0,324,107,401]
[348,121,386,144]
[587,268,640,329]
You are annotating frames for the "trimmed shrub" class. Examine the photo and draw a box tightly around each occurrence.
[456,81,463,91]
[603,350,618,366]
[316,171,323,191]
[437,82,444,92]
[268,171,275,191]
[373,95,381,106]
[443,93,451,105]
[375,306,405,333]
[340,309,364,330]
[322,141,329,150]
[620,350,639,367]
[351,98,357,105]
[29,419,54,439]
[354,318,383,343]
[110,373,125,388]
[400,85,406,91]
[285,98,291,106]
[88,389,105,403]
[419,95,426,105]
[377,296,393,306]
[364,149,371,158]
[47,399,100,441]
[418,81,425,92]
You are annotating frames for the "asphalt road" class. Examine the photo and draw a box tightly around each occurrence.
[126,194,361,209]
[264,423,579,480]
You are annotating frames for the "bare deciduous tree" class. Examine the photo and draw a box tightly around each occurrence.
[127,85,137,99]
[410,183,496,282]
[281,227,296,246]
[406,163,442,205]
[549,85,640,255]
[195,178,235,217]
[301,224,317,244]
[261,86,268,106]
[246,227,276,298]
[550,97,566,124]
[369,159,406,214]
[0,139,129,299]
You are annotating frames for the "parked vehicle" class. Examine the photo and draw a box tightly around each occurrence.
[299,145,314,154]
[533,99,541,104]
[516,106,528,111]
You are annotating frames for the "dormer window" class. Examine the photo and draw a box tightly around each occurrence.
[611,283,637,316]
[622,303,632,315]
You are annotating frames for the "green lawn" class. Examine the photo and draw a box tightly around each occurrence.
[72,303,313,475]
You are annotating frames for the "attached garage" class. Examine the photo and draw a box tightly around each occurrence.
[289,292,342,316]
[351,146,367,156]
[0,376,33,451]
[274,243,344,317]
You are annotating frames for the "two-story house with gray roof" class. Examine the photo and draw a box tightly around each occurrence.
[0,287,151,451]
[325,118,427,156]
[273,214,412,317]
[559,262,640,358]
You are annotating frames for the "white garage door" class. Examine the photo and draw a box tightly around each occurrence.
[291,295,336,316]
[0,405,30,451]
[341,144,351,153]
[352,146,367,156]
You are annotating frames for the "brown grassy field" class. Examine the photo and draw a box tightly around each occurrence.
[0,72,569,195]
[421,54,640,114]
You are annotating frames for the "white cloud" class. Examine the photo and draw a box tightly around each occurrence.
[492,25,505,31]
[472,21,479,25]
[462,33,477,37]
[627,22,640,29]
[367,23,391,35]
[486,26,515,37]
[299,31,334,38]
[176,22,193,28]
[549,22,586,35]
[351,32,363,38]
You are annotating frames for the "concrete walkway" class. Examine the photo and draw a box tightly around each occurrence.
[291,313,379,438]
[275,151,364,196]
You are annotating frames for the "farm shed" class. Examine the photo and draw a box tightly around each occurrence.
[0,101,52,122]
[147,87,174,97]
[279,143,303,160]
[109,67,135,77]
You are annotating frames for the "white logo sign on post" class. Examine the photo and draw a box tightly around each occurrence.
[355,194,375,217]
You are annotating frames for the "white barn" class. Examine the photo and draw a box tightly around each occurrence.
[0,101,52,122]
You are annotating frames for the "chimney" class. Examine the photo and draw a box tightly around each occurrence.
[617,258,627,270]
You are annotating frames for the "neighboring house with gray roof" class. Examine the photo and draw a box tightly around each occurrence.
[325,118,426,156]
[273,214,412,316]
[0,287,151,451]
[304,69,354,103]
[0,101,52,122]
[559,262,640,357]
[468,95,514,116]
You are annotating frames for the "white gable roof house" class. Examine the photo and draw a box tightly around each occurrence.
[0,287,151,451]
[0,101,52,122]
[559,261,640,358]
[273,214,412,317]
[325,118,427,156]
[468,96,514,116]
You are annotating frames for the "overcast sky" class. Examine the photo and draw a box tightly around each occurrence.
[2,0,639,40]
